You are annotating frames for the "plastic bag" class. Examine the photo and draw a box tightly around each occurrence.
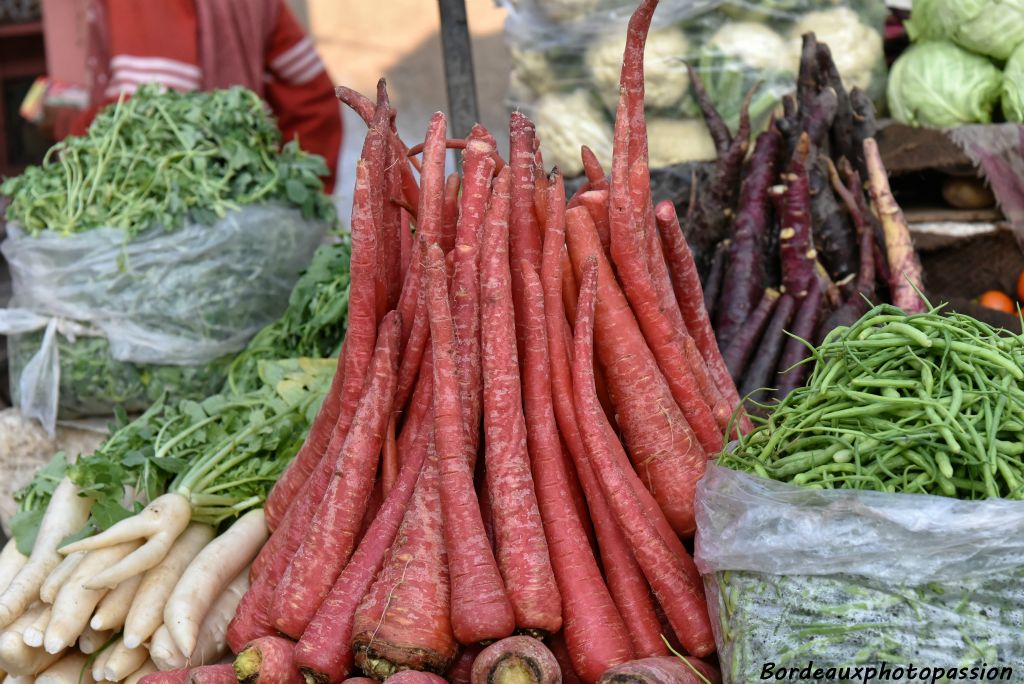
[0,203,326,431]
[695,464,1024,683]
[500,0,887,176]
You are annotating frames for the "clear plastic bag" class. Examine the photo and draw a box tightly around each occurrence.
[695,464,1024,683]
[0,203,326,432]
[501,0,887,176]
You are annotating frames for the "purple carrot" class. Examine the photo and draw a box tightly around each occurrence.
[715,130,781,348]
[722,288,781,382]
[775,281,825,399]
[772,133,816,301]
[809,155,857,281]
[740,294,797,409]
[703,240,729,321]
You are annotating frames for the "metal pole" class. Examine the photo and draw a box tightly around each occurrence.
[437,0,479,142]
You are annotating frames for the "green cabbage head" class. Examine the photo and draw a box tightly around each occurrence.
[934,0,1024,60]
[1003,43,1024,121]
[903,0,946,42]
[888,41,1002,128]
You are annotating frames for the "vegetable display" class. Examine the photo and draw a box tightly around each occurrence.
[501,0,887,174]
[699,305,1024,682]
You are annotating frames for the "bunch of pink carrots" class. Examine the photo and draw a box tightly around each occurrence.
[214,1,741,682]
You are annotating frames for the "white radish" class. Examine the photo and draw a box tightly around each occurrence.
[76,627,110,655]
[44,542,138,654]
[122,660,156,684]
[190,567,249,667]
[0,542,28,596]
[36,651,92,684]
[2,675,32,684]
[39,554,84,607]
[89,574,142,632]
[100,638,148,682]
[163,509,266,657]
[121,524,214,649]
[89,645,113,683]
[20,607,50,648]
[60,494,192,591]
[0,479,92,628]
[0,605,50,674]
[148,626,185,671]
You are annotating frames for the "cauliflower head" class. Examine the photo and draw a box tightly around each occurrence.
[646,118,717,168]
[533,90,614,178]
[708,21,797,74]
[585,26,691,110]
[790,8,883,93]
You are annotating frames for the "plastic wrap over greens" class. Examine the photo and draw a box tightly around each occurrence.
[888,41,1002,128]
[0,204,325,430]
[695,465,1024,683]
[501,0,887,175]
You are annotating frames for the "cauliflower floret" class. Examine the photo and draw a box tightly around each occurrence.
[586,26,691,110]
[708,22,798,74]
[646,118,717,168]
[533,90,614,178]
[510,46,563,97]
[790,8,883,93]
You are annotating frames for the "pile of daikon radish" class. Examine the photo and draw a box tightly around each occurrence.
[0,480,267,683]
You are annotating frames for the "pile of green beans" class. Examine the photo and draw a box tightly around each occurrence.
[719,303,1024,499]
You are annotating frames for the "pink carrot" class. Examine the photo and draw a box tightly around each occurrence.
[509,111,544,364]
[471,636,561,684]
[572,258,715,658]
[581,145,609,190]
[395,246,431,411]
[385,673,448,684]
[272,312,401,638]
[335,84,420,211]
[234,636,303,684]
[417,112,449,247]
[452,128,498,464]
[187,665,237,684]
[441,172,461,254]
[578,190,611,255]
[382,413,399,496]
[540,207,671,663]
[564,206,706,537]
[540,196,693,569]
[655,201,751,434]
[426,242,515,645]
[480,166,562,636]
[294,394,433,684]
[139,671,188,684]
[597,657,722,684]
[445,644,481,684]
[550,632,585,684]
[522,261,635,680]
[351,444,457,679]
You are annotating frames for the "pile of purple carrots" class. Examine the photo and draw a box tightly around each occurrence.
[689,33,926,410]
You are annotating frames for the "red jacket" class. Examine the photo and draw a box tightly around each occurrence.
[72,0,342,193]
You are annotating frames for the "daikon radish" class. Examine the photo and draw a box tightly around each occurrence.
[36,651,92,684]
[149,627,185,671]
[122,524,214,649]
[77,627,111,655]
[191,568,249,667]
[45,542,138,654]
[123,660,157,684]
[164,510,267,657]
[102,638,149,682]
[90,574,142,632]
[20,607,50,648]
[39,554,84,606]
[60,494,191,590]
[0,479,92,628]
[0,542,27,597]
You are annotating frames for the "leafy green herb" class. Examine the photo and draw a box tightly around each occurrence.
[227,241,351,393]
[1,85,337,236]
[11,358,336,550]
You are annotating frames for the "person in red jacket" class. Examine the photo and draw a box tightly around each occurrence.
[68,0,343,193]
